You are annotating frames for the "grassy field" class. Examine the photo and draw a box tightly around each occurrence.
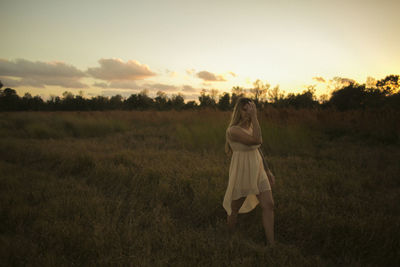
[0,108,399,266]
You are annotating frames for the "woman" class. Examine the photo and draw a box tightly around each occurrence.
[223,97,275,246]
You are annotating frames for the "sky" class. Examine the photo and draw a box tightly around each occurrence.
[0,0,399,101]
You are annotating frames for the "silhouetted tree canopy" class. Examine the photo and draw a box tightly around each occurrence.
[329,83,366,110]
[218,93,230,111]
[376,75,399,96]
[198,89,216,108]
[0,75,399,111]
[170,93,185,110]
[271,88,318,109]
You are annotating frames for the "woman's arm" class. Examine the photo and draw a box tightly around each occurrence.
[229,126,262,146]
[229,102,263,146]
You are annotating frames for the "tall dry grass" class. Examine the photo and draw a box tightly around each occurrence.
[0,109,399,266]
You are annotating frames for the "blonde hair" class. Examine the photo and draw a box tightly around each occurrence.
[225,97,252,155]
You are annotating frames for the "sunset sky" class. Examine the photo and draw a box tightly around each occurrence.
[0,0,399,101]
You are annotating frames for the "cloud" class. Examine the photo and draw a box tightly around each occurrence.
[0,77,45,88]
[165,69,178,77]
[0,58,85,78]
[108,80,140,89]
[228,71,237,77]
[201,82,213,87]
[196,71,226,82]
[93,82,109,88]
[142,83,178,92]
[99,79,199,95]
[330,77,356,86]
[186,68,195,75]
[0,58,87,88]
[87,58,156,81]
[312,76,326,83]
[182,85,197,92]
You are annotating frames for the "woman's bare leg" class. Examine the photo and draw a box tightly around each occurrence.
[257,190,275,246]
[227,197,246,231]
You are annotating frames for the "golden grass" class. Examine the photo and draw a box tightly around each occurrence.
[0,109,399,266]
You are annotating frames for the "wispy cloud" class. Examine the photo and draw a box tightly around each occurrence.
[330,77,356,86]
[93,82,109,88]
[228,71,237,77]
[186,68,196,75]
[108,80,141,89]
[312,76,326,83]
[165,69,178,77]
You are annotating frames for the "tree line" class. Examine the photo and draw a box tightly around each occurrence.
[0,75,399,111]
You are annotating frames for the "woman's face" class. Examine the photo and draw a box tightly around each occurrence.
[240,102,250,121]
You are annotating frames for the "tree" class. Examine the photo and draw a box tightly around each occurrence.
[0,88,20,110]
[110,94,123,109]
[62,91,74,100]
[267,85,283,103]
[376,75,399,96]
[154,91,168,110]
[328,77,356,93]
[276,87,318,109]
[31,95,44,110]
[209,89,219,102]
[366,76,377,89]
[318,94,329,105]
[198,89,216,108]
[170,93,185,110]
[89,95,109,110]
[61,91,75,110]
[230,86,245,108]
[218,92,230,110]
[363,87,385,108]
[21,92,33,110]
[47,95,61,110]
[231,86,244,97]
[136,89,154,110]
[184,100,198,109]
[125,94,140,110]
[296,87,318,108]
[329,84,366,110]
[250,79,269,105]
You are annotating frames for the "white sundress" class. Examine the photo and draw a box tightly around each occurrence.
[223,125,271,216]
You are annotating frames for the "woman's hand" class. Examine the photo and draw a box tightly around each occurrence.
[267,170,275,187]
[247,101,257,118]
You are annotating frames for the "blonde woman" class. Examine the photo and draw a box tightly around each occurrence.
[223,97,275,246]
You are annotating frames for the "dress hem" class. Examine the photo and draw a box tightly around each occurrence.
[231,188,272,201]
